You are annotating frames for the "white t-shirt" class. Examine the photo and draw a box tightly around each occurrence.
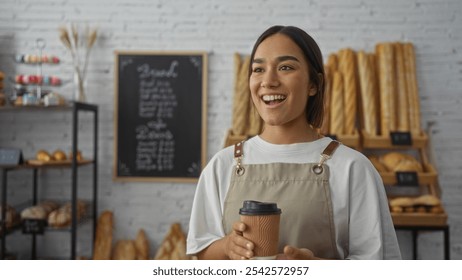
[187,136,401,259]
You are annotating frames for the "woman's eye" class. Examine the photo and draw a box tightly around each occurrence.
[279,65,293,71]
[252,67,263,73]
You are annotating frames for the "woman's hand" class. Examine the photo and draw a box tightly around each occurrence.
[276,245,318,260]
[224,221,255,260]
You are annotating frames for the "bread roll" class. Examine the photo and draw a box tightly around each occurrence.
[394,159,423,172]
[389,197,414,207]
[338,48,357,135]
[394,43,410,132]
[403,43,422,136]
[357,51,378,136]
[368,156,388,172]
[48,208,71,227]
[413,195,441,206]
[68,150,83,161]
[52,149,67,161]
[36,150,51,162]
[21,206,48,219]
[330,72,344,135]
[376,43,397,136]
[430,206,444,214]
[93,210,114,260]
[0,204,19,228]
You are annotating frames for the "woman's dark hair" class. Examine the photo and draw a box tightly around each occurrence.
[249,25,325,128]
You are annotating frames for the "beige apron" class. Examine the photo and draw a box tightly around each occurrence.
[222,140,341,259]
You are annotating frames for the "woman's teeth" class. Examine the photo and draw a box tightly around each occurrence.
[262,95,286,104]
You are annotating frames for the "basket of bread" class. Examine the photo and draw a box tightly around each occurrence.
[368,152,437,186]
[389,195,447,226]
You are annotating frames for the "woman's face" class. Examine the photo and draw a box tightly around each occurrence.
[250,33,313,128]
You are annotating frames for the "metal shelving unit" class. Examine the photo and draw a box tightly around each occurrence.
[0,102,98,259]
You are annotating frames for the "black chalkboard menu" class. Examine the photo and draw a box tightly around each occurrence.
[114,51,207,182]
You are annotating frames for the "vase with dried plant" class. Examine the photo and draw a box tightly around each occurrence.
[59,24,97,102]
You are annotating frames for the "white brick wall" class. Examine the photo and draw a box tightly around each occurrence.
[1,0,461,259]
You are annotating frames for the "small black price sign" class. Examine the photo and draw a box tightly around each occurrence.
[390,132,413,146]
[22,219,47,235]
[0,148,24,166]
[396,172,419,186]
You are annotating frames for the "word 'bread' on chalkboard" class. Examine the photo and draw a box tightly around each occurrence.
[114,51,207,183]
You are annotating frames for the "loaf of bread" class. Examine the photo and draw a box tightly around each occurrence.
[93,210,113,260]
[327,53,339,72]
[338,48,357,135]
[48,200,86,228]
[403,43,422,137]
[20,200,59,220]
[113,240,136,260]
[0,204,20,228]
[154,223,189,260]
[36,150,51,162]
[232,53,250,136]
[135,229,150,260]
[368,156,388,172]
[381,152,422,172]
[21,206,47,220]
[394,43,410,132]
[52,149,67,161]
[68,150,83,161]
[320,64,332,135]
[357,51,378,136]
[376,43,397,135]
[413,194,441,206]
[329,72,344,135]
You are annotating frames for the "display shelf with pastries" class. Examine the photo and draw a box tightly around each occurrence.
[356,42,428,149]
[367,151,438,186]
[388,193,448,226]
[0,101,98,260]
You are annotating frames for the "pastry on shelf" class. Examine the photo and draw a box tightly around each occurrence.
[0,204,20,229]
[51,149,67,161]
[380,152,422,172]
[36,150,52,162]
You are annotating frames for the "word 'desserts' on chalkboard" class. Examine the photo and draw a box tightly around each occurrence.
[114,51,208,183]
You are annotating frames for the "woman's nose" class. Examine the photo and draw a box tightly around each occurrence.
[260,70,280,88]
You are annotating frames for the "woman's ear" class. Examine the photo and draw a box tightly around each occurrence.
[309,87,317,96]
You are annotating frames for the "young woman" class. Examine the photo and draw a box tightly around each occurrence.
[187,25,401,260]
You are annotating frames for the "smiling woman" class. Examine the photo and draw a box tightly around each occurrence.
[187,25,401,260]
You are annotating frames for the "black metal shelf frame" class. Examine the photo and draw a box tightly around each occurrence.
[0,102,98,259]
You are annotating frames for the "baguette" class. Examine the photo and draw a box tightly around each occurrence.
[357,51,378,136]
[330,72,344,135]
[403,43,422,136]
[320,64,332,135]
[232,53,250,136]
[338,48,357,135]
[394,43,410,132]
[376,43,397,136]
[93,210,114,260]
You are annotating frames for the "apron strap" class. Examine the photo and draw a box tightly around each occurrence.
[234,141,245,176]
[313,140,340,174]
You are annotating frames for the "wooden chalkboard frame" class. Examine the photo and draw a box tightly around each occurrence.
[114,51,208,183]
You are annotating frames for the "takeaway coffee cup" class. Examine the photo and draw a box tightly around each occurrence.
[239,200,282,260]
